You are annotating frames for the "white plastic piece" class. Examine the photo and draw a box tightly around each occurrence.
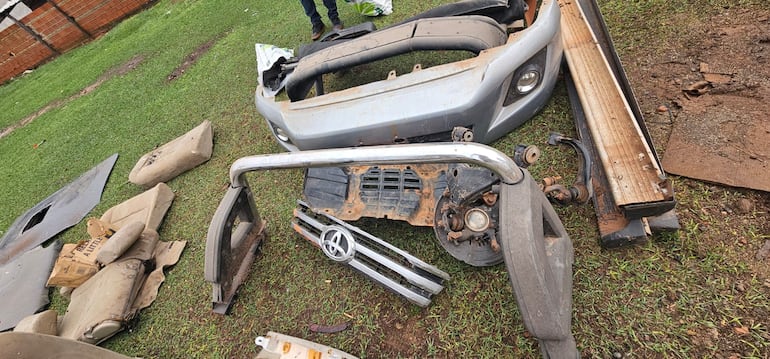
[255,44,294,97]
[254,336,269,348]
[343,0,392,16]
[254,331,359,359]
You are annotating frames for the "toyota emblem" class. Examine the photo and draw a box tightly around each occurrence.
[320,226,356,262]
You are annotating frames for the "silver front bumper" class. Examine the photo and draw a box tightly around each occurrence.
[255,0,563,152]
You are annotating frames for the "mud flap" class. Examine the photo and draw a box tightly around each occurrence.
[499,169,578,358]
[204,182,267,314]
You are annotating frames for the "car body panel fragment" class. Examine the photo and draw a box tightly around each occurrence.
[204,182,267,314]
[293,200,449,307]
[0,241,61,331]
[0,153,117,266]
[303,164,448,226]
[255,0,563,152]
[286,15,508,101]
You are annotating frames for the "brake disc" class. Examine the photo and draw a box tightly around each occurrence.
[433,165,503,267]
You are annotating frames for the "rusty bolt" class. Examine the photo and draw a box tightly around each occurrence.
[482,191,498,206]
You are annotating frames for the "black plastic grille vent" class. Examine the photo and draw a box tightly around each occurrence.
[361,168,422,192]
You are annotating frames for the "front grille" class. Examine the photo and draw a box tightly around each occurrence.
[292,200,449,307]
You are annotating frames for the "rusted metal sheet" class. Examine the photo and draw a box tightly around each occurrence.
[524,0,537,25]
[662,89,770,192]
[304,164,449,226]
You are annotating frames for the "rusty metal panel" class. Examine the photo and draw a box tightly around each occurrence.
[304,164,449,226]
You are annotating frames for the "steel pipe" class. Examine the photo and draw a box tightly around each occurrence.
[229,142,524,187]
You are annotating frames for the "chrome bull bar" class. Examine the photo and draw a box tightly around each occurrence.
[205,142,578,358]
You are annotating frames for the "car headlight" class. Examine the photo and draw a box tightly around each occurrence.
[516,69,541,94]
[274,126,290,142]
[503,48,548,106]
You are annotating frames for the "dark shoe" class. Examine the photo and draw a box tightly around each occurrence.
[311,22,325,41]
[332,20,344,32]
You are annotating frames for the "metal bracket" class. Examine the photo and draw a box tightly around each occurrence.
[204,181,267,314]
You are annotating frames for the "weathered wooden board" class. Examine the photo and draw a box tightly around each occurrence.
[558,0,669,206]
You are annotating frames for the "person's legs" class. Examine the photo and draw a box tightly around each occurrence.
[300,0,326,40]
[321,0,343,28]
[300,0,323,26]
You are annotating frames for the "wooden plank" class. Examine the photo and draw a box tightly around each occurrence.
[558,0,668,206]
[524,0,537,26]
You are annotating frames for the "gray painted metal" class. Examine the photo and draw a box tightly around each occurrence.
[0,240,61,331]
[255,0,563,151]
[0,153,118,266]
[286,15,508,101]
[205,183,266,314]
[500,171,579,358]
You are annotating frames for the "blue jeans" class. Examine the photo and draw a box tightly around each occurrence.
[300,0,340,26]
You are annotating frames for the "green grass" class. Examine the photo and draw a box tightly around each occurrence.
[2,0,770,358]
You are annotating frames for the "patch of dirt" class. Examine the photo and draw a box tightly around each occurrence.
[621,5,770,357]
[165,37,219,82]
[380,310,429,355]
[630,8,770,191]
[624,6,770,228]
[0,55,144,140]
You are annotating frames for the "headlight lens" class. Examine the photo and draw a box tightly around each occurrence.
[274,127,290,142]
[516,69,541,94]
[503,49,547,106]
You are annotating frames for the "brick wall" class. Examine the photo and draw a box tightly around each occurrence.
[0,24,54,82]
[57,0,148,35]
[0,0,152,84]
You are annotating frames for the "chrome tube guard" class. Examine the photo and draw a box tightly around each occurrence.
[205,142,578,358]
